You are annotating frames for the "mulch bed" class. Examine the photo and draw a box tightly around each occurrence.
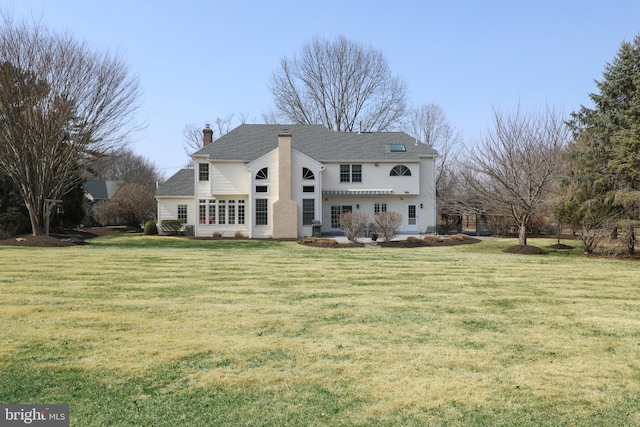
[299,237,482,248]
[0,227,125,247]
[503,244,547,255]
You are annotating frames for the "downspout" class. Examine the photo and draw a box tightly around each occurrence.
[246,165,254,238]
[318,165,326,229]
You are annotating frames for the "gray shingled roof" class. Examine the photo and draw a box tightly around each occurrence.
[155,168,194,197]
[84,180,121,200]
[193,124,438,162]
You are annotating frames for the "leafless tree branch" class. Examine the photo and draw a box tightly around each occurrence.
[267,36,408,132]
[462,105,569,245]
[0,14,142,235]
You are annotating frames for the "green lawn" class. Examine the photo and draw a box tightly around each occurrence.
[1,235,639,426]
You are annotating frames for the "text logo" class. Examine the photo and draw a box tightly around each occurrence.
[0,405,68,427]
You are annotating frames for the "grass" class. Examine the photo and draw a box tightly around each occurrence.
[1,234,639,426]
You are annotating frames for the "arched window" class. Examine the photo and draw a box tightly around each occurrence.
[390,165,411,176]
[256,167,268,180]
[302,167,315,180]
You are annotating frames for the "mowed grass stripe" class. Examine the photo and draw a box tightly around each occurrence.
[1,235,639,425]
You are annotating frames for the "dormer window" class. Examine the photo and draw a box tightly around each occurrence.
[390,165,412,176]
[302,167,315,180]
[256,167,268,180]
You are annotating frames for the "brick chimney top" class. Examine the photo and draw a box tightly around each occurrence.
[203,124,213,146]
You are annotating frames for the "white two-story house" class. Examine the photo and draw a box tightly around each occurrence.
[156,124,438,238]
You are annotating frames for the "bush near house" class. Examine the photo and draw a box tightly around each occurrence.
[374,211,403,242]
[143,220,158,235]
[340,212,369,242]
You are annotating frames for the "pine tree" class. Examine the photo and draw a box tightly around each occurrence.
[566,35,640,254]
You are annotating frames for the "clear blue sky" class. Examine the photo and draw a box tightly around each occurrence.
[5,0,640,178]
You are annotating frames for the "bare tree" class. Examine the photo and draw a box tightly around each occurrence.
[407,103,463,230]
[267,35,408,132]
[102,182,155,227]
[89,148,162,193]
[182,114,247,167]
[462,106,569,246]
[0,14,141,235]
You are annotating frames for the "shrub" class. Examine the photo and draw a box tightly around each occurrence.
[234,231,245,238]
[424,235,442,243]
[212,232,222,238]
[0,211,30,238]
[407,236,422,243]
[449,233,469,241]
[160,220,184,236]
[374,211,403,242]
[298,237,338,247]
[143,220,158,235]
[341,212,369,242]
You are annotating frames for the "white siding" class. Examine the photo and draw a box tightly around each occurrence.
[322,162,420,194]
[248,151,278,238]
[291,150,323,237]
[319,158,436,235]
[211,163,250,195]
[156,197,195,234]
[418,157,437,231]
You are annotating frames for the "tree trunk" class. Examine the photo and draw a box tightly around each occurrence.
[27,203,46,236]
[518,223,527,246]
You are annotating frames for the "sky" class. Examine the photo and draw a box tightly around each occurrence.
[4,0,640,178]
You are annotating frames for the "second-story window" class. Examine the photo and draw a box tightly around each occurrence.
[198,163,209,181]
[256,167,268,180]
[340,164,362,183]
[303,167,315,180]
[390,165,412,176]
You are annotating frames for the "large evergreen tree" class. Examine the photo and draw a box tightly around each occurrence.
[566,35,640,254]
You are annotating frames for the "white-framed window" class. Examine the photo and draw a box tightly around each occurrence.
[218,200,226,225]
[331,205,352,228]
[303,167,315,180]
[255,199,268,225]
[198,163,209,181]
[302,199,315,225]
[198,199,245,225]
[256,167,268,180]
[340,164,362,182]
[390,165,412,176]
[374,203,387,214]
[178,205,187,223]
[228,200,235,224]
[238,200,245,225]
